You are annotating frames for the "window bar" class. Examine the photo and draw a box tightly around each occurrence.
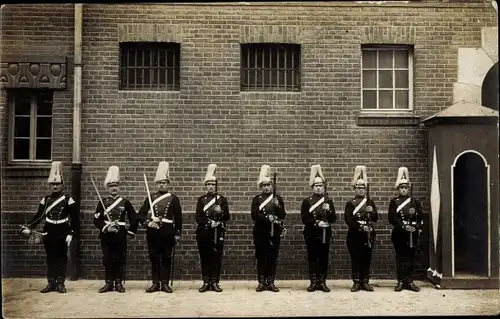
[269,46,272,89]
[173,48,177,90]
[246,47,250,90]
[392,50,395,109]
[277,48,280,91]
[291,48,295,90]
[261,47,264,90]
[254,47,258,90]
[163,48,169,88]
[126,49,130,89]
[376,50,379,110]
[134,49,138,90]
[149,49,153,90]
[141,49,145,89]
[29,96,36,160]
[284,47,288,91]
[157,48,160,90]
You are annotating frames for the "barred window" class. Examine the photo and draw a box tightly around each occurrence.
[361,45,413,110]
[9,90,53,162]
[119,42,180,91]
[241,43,301,92]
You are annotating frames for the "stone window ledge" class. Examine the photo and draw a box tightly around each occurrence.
[357,112,421,126]
[3,163,52,177]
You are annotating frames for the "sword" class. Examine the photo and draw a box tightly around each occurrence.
[91,177,111,221]
[143,173,159,228]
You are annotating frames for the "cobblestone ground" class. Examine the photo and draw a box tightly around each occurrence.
[2,278,499,318]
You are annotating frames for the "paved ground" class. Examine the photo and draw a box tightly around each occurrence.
[2,278,499,318]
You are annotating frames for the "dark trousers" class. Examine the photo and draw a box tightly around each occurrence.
[347,239,373,282]
[147,229,175,284]
[392,231,417,284]
[197,227,224,283]
[253,231,281,284]
[43,234,68,283]
[100,232,127,282]
[304,229,331,283]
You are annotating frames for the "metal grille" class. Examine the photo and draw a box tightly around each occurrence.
[241,43,301,92]
[119,42,180,91]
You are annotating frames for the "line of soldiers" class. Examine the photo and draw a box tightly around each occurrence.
[20,161,423,294]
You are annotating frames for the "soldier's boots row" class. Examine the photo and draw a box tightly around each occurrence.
[255,276,280,292]
[199,277,223,293]
[350,280,374,292]
[307,275,331,292]
[394,281,420,292]
[40,278,66,293]
[145,281,173,293]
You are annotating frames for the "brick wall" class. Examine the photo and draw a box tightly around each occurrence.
[1,1,496,281]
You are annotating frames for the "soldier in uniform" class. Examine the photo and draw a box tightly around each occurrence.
[251,165,286,292]
[388,167,423,292]
[138,161,183,293]
[344,165,378,292]
[301,165,337,292]
[93,166,139,293]
[20,161,80,293]
[195,164,230,293]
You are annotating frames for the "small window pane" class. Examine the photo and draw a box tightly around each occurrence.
[395,90,409,109]
[363,90,377,109]
[14,95,31,115]
[363,70,377,88]
[362,50,377,69]
[36,117,52,138]
[395,70,409,88]
[378,50,393,68]
[159,50,166,67]
[13,138,30,159]
[379,70,393,88]
[36,139,51,160]
[394,50,409,68]
[14,117,30,137]
[379,90,393,109]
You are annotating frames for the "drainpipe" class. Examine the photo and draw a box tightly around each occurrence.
[70,3,83,281]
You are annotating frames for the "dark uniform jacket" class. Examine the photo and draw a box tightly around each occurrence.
[388,195,423,240]
[251,193,286,235]
[138,191,183,236]
[195,193,230,231]
[301,194,336,236]
[344,196,378,242]
[93,195,138,239]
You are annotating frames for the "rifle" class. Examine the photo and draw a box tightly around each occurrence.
[408,185,416,249]
[215,179,227,243]
[366,183,373,249]
[321,180,329,244]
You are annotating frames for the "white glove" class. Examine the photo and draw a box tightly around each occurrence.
[214,205,222,214]
[267,215,277,222]
[152,216,161,223]
[366,205,373,213]
[362,225,371,232]
[20,226,31,237]
[210,220,220,228]
[405,225,416,232]
[175,235,181,244]
[65,235,72,246]
[148,221,159,229]
[318,221,330,228]
[271,198,279,206]
[322,203,330,211]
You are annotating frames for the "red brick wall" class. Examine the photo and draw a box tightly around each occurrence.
[1,2,497,281]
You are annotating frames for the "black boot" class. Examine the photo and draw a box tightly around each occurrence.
[307,274,317,292]
[351,280,361,292]
[161,281,173,293]
[146,282,160,293]
[317,278,330,292]
[267,278,279,292]
[115,279,125,293]
[256,276,266,292]
[40,278,56,293]
[406,281,420,292]
[212,278,223,292]
[199,276,211,293]
[361,280,374,291]
[394,281,404,292]
[98,280,114,293]
[55,277,66,293]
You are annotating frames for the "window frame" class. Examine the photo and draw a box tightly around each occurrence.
[8,90,53,164]
[118,42,181,91]
[360,45,414,112]
[240,43,302,92]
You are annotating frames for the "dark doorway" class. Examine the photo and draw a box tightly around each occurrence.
[453,152,489,277]
[482,61,499,111]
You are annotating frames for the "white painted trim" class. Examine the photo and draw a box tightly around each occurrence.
[451,150,491,278]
